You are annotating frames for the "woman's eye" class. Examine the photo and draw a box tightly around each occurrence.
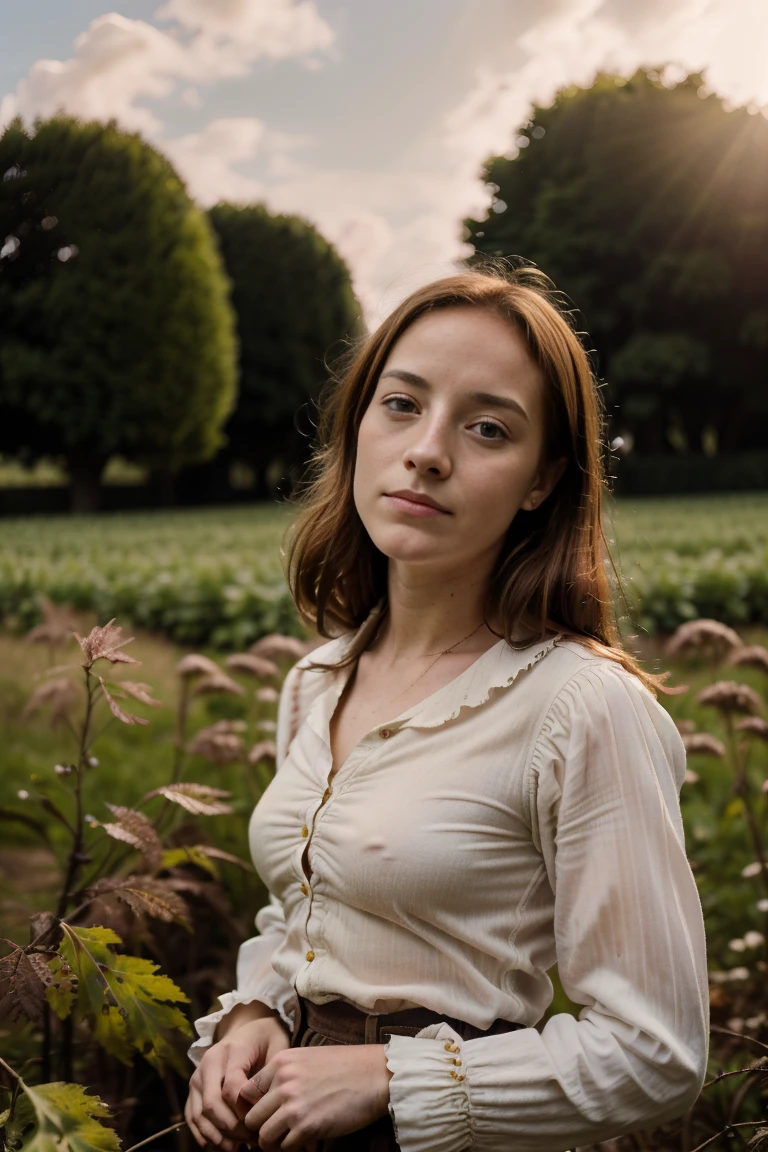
[472,420,507,441]
[383,396,416,414]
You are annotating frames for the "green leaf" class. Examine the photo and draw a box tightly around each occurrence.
[58,924,192,1074]
[45,953,77,1022]
[20,1082,120,1152]
[160,846,218,877]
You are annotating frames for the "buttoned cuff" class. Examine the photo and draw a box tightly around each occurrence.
[384,1023,471,1152]
[187,977,296,1067]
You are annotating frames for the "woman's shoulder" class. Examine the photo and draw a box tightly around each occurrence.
[533,636,682,751]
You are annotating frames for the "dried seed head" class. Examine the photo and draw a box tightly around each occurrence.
[74,619,139,668]
[736,717,768,743]
[255,686,279,704]
[225,653,279,679]
[675,719,696,735]
[665,619,742,662]
[192,671,244,697]
[683,768,700,784]
[187,727,245,765]
[175,653,221,679]
[728,645,768,674]
[205,719,247,733]
[682,732,726,758]
[25,595,80,647]
[248,740,277,764]
[22,677,78,725]
[695,680,763,716]
[249,634,310,661]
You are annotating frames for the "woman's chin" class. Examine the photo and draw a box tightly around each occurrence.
[369,530,456,568]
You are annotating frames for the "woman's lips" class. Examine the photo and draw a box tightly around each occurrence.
[383,494,449,517]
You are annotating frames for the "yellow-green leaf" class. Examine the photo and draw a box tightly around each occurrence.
[21,1081,120,1152]
[57,924,191,1074]
[160,846,218,877]
[45,954,77,1022]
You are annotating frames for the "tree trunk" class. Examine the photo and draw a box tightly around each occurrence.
[149,466,177,507]
[66,451,106,513]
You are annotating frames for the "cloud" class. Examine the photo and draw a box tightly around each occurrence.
[162,118,267,203]
[0,1,334,135]
[2,0,766,326]
[154,0,335,64]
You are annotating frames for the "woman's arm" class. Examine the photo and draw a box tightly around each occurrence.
[383,661,710,1152]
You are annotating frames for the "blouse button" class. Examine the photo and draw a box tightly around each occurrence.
[300,883,309,896]
[379,728,392,739]
[301,825,309,838]
[305,950,315,962]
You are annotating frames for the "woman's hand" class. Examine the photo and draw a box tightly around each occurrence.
[238,1044,393,1152]
[185,1010,291,1151]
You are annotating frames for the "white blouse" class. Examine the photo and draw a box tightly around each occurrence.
[189,611,709,1152]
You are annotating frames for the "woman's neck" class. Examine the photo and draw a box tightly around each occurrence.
[373,563,500,662]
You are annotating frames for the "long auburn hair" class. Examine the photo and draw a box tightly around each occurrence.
[284,261,668,695]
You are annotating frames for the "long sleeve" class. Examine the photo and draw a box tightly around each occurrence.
[187,662,303,1065]
[384,660,710,1152]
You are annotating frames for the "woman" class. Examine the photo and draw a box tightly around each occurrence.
[185,264,709,1152]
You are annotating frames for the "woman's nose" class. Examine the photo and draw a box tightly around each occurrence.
[403,422,452,477]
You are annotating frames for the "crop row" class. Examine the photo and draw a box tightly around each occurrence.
[1,498,766,644]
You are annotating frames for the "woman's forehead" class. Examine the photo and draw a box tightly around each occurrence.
[379,307,541,394]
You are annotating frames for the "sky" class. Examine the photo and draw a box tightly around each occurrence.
[2,0,768,324]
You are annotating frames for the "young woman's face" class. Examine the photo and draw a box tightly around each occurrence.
[353,305,565,577]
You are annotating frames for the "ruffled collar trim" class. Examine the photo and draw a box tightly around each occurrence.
[298,602,562,733]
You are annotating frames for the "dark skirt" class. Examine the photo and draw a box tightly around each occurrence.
[288,992,525,1152]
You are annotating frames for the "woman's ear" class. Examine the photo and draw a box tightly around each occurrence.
[520,455,568,511]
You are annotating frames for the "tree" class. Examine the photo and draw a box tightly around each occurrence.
[0,117,238,511]
[191,203,362,500]
[464,70,768,456]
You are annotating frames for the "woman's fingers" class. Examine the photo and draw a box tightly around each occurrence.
[254,1109,290,1152]
[188,1076,242,1150]
[184,1092,207,1149]
[239,1059,276,1109]
[195,1052,246,1135]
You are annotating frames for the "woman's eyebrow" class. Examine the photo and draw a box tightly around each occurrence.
[379,368,529,422]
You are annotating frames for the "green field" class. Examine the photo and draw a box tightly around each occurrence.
[0,493,766,645]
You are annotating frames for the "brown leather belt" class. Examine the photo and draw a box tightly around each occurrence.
[291,991,524,1046]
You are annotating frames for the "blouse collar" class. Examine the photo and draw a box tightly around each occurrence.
[299,600,562,734]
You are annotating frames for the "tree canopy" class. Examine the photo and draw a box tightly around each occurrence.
[465,70,768,456]
[200,202,362,498]
[0,117,238,510]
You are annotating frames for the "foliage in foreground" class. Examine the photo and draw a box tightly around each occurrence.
[0,614,310,1151]
[1,497,767,650]
[1,607,768,1150]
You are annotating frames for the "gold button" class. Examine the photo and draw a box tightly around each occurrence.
[305,950,315,962]
[379,728,392,739]
[451,1058,462,1066]
[444,1042,454,1051]
[301,825,309,837]
[449,1070,465,1081]
[321,786,332,803]
[300,883,309,896]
